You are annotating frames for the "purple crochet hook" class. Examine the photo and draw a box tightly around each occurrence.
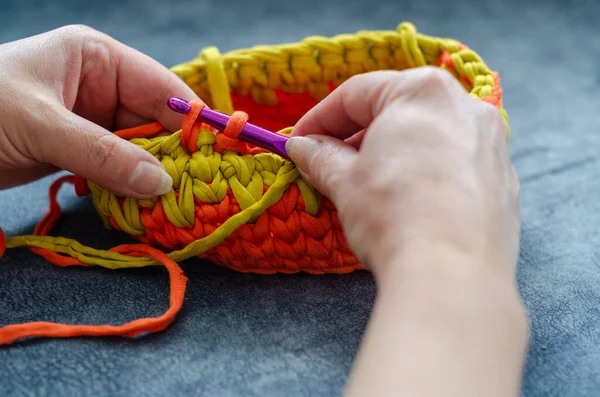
[167,98,290,158]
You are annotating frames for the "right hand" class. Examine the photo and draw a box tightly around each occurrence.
[286,67,521,283]
[287,68,526,397]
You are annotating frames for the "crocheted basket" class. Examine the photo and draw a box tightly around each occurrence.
[84,21,507,273]
[0,22,507,344]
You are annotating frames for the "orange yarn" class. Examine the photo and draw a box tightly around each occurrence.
[0,176,187,344]
[231,87,330,133]
[180,100,205,152]
[0,244,186,344]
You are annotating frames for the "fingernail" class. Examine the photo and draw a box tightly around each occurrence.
[286,136,320,173]
[129,162,172,197]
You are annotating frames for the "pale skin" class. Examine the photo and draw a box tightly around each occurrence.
[0,26,530,396]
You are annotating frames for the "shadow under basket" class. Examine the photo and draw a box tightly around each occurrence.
[0,21,508,344]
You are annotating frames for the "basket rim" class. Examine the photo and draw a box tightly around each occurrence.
[170,21,508,130]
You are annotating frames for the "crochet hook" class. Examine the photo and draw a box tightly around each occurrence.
[167,98,290,158]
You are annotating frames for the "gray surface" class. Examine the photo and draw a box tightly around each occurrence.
[1,0,600,396]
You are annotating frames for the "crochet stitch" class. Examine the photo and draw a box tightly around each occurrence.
[0,22,508,344]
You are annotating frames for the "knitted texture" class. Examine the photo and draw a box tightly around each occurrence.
[0,22,508,344]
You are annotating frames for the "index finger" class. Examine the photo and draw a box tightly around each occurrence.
[82,27,201,132]
[291,68,462,141]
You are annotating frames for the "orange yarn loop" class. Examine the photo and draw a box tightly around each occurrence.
[223,111,248,138]
[214,110,250,153]
[0,176,187,344]
[181,100,205,152]
[179,100,252,154]
[0,245,186,344]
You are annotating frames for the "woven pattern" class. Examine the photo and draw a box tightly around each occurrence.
[0,21,508,344]
[83,104,361,275]
[171,22,508,129]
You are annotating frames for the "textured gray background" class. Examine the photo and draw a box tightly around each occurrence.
[1,0,599,396]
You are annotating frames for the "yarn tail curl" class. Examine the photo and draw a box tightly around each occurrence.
[0,177,189,345]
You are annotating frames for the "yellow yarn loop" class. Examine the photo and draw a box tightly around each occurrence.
[201,46,234,114]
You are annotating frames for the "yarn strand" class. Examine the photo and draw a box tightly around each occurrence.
[0,176,187,344]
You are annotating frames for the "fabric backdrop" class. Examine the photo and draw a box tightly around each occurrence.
[1,0,599,396]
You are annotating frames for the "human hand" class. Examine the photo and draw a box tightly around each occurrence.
[286,68,527,397]
[287,67,520,283]
[0,25,199,198]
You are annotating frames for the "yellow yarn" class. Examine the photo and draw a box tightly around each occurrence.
[171,22,509,126]
[6,160,301,269]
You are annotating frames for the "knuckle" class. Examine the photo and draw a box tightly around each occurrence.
[53,24,103,50]
[419,66,454,85]
[87,135,126,178]
[311,146,341,190]
[344,71,381,86]
[341,70,398,93]
[343,73,365,86]
[479,102,508,143]
[415,66,462,97]
[305,140,352,204]
[19,97,62,164]
[57,24,98,39]
[480,100,505,125]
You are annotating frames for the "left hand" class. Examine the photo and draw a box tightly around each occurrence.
[0,25,200,198]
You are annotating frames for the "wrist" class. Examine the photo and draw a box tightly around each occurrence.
[374,237,518,292]
[346,242,529,397]
[375,239,528,341]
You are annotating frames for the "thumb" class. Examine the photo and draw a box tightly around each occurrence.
[286,135,357,202]
[41,109,172,199]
